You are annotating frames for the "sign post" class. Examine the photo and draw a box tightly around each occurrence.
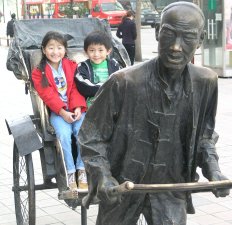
[208,0,216,10]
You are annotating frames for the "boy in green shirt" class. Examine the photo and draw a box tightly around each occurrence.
[75,31,121,107]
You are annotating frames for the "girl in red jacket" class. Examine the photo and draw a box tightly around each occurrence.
[32,31,88,193]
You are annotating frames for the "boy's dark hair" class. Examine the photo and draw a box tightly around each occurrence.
[84,31,112,52]
[38,31,68,87]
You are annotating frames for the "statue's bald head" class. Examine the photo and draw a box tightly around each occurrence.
[161,2,205,31]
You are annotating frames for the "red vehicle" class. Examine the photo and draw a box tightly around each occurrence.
[91,0,126,26]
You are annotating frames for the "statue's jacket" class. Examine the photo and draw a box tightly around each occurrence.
[79,58,220,213]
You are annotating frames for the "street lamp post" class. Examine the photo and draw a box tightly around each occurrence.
[2,0,5,23]
[22,0,28,19]
[16,0,19,19]
[135,0,142,62]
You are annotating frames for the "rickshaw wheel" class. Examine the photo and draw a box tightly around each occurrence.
[13,142,36,225]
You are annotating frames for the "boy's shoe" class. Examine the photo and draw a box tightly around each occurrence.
[68,172,78,194]
[78,169,88,192]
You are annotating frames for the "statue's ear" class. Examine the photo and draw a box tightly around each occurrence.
[155,23,160,41]
[197,30,206,49]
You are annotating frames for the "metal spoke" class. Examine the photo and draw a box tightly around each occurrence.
[13,144,35,225]
[19,156,29,224]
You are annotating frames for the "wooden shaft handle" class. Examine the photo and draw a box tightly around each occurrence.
[107,180,232,194]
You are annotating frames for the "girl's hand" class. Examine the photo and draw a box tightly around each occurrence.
[73,107,82,120]
[59,108,76,123]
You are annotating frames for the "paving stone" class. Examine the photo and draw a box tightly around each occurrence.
[188,214,224,225]
[36,215,60,225]
[197,203,230,214]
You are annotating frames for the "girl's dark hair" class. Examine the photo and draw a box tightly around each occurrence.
[84,31,112,52]
[122,10,134,23]
[38,31,68,87]
[126,10,134,18]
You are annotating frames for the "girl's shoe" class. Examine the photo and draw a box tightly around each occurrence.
[78,169,88,192]
[68,172,78,193]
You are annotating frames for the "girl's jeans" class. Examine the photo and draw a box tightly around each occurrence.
[50,112,85,174]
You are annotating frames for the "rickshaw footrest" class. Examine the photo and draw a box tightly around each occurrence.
[58,190,79,200]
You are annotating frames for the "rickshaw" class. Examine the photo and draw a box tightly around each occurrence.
[5,17,130,225]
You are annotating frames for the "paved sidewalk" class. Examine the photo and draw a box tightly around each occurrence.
[1,32,232,224]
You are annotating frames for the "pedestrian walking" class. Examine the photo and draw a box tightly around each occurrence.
[6,13,16,41]
[116,10,137,65]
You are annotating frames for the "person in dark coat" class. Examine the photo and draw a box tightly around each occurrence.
[116,10,137,65]
[6,13,16,38]
[78,2,230,225]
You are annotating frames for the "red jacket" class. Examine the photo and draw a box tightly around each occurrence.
[32,58,87,115]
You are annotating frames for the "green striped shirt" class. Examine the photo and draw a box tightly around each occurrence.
[87,60,109,107]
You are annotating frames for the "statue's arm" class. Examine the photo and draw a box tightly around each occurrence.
[197,76,230,197]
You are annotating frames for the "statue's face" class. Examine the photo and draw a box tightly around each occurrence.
[158,5,204,70]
